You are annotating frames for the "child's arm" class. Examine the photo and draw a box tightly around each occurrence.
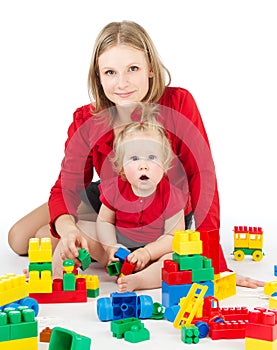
[96,204,122,263]
[127,210,185,271]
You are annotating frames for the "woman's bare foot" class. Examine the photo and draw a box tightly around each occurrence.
[236,274,266,288]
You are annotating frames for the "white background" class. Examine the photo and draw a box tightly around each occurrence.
[1,0,276,257]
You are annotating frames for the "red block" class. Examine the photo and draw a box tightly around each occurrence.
[220,306,249,321]
[121,259,136,275]
[30,277,87,303]
[245,307,277,341]
[209,320,247,340]
[162,260,192,285]
[199,230,220,275]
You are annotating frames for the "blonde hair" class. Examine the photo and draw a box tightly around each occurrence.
[112,105,173,176]
[88,21,171,113]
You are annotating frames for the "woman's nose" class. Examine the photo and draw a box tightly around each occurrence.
[117,72,129,89]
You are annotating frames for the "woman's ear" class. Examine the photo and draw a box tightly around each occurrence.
[149,71,154,78]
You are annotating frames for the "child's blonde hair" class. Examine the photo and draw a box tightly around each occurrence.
[88,21,171,113]
[112,105,173,176]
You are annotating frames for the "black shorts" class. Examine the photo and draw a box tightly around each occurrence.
[81,181,193,229]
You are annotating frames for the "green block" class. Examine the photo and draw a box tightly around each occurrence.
[49,326,91,350]
[87,288,99,298]
[78,248,92,271]
[29,262,52,272]
[172,253,203,270]
[191,267,214,283]
[106,261,122,276]
[10,308,37,340]
[0,312,9,342]
[63,273,76,291]
[111,318,142,339]
[181,325,199,344]
[124,325,150,343]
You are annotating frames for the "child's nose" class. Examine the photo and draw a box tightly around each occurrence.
[139,159,149,170]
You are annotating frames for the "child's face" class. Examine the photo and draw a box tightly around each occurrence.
[121,132,165,196]
[98,44,153,107]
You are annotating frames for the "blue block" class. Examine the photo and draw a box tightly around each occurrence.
[161,281,214,308]
[114,247,130,262]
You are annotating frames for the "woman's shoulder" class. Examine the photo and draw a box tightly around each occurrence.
[73,103,96,122]
[161,86,194,101]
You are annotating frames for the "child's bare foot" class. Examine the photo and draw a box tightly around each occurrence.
[117,275,140,292]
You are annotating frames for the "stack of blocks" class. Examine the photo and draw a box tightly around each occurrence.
[245,307,277,350]
[162,230,215,308]
[28,237,52,293]
[0,305,38,350]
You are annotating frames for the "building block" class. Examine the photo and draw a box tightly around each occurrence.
[114,247,130,262]
[181,325,200,344]
[76,274,100,297]
[245,337,277,350]
[97,291,153,321]
[124,324,150,343]
[172,253,203,270]
[77,249,91,271]
[40,327,52,342]
[199,229,220,275]
[213,271,236,300]
[48,326,91,350]
[220,306,249,321]
[28,262,52,273]
[120,260,136,275]
[162,280,214,308]
[28,237,52,263]
[172,230,203,255]
[63,273,76,291]
[264,281,277,296]
[29,278,87,303]
[233,226,264,261]
[162,260,192,285]
[0,274,29,307]
[209,320,247,339]
[191,260,214,283]
[111,317,143,339]
[274,265,277,277]
[173,283,208,329]
[269,297,277,309]
[245,307,277,342]
[28,270,52,293]
[0,336,38,350]
[106,261,123,276]
[150,302,165,320]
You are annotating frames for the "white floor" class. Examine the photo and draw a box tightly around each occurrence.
[0,229,275,350]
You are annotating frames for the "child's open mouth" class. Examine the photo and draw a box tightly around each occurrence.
[139,175,149,181]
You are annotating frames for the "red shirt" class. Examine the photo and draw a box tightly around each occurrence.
[99,176,187,245]
[48,87,228,272]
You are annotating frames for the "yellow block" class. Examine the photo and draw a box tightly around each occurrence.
[28,238,52,263]
[213,271,236,300]
[28,270,52,293]
[76,274,100,289]
[0,274,28,306]
[245,337,277,350]
[269,296,277,309]
[172,230,202,255]
[0,336,38,350]
[264,281,277,296]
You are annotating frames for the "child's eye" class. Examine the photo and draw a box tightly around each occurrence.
[131,155,139,161]
[148,155,156,160]
[129,66,138,72]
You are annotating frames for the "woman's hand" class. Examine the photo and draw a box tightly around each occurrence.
[236,274,266,288]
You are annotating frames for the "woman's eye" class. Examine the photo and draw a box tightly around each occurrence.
[129,66,138,72]
[105,70,115,76]
[148,155,156,160]
[131,156,139,161]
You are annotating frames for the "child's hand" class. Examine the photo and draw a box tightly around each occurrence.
[127,248,151,271]
[236,274,266,288]
[105,246,120,265]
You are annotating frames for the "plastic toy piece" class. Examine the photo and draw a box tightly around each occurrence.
[233,226,264,261]
[172,230,203,255]
[97,291,153,321]
[0,336,38,350]
[40,327,52,342]
[0,274,29,307]
[173,283,208,329]
[114,247,130,262]
[264,281,277,297]
[29,278,87,303]
[209,320,247,340]
[106,261,123,276]
[77,249,91,271]
[181,325,200,344]
[194,321,209,338]
[76,274,100,298]
[213,271,236,300]
[48,326,91,350]
[124,324,150,343]
[245,307,277,342]
[28,237,52,263]
[28,270,52,293]
[199,229,220,275]
[162,260,192,285]
[120,260,136,275]
[150,302,165,320]
[269,297,277,309]
[245,337,277,350]
[111,317,143,339]
[220,306,249,321]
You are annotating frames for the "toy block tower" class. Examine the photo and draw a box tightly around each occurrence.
[28,238,52,293]
[162,229,215,308]
[245,307,277,349]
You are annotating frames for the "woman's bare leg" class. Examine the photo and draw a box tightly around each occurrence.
[117,253,172,292]
[8,203,50,255]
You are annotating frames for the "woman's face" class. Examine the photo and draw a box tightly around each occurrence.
[98,44,153,107]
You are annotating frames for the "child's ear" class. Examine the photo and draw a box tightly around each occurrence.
[119,169,127,180]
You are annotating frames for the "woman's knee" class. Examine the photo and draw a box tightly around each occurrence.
[8,223,29,255]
